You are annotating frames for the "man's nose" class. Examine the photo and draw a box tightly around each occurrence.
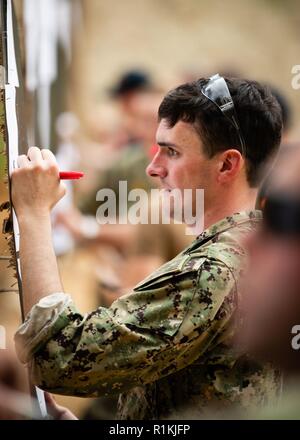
[146,156,167,179]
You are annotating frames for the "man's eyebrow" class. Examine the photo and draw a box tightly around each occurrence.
[157,141,180,149]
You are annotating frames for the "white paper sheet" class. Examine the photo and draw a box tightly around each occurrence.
[6,0,19,87]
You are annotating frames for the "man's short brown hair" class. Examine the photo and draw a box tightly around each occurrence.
[158,77,283,187]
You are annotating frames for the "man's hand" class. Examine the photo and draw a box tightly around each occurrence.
[10,147,66,315]
[11,147,66,218]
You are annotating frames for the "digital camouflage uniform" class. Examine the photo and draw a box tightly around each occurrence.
[15,211,281,419]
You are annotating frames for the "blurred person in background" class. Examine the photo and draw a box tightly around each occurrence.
[109,69,160,145]
[12,74,283,420]
[257,86,295,209]
[269,86,292,146]
[238,146,300,419]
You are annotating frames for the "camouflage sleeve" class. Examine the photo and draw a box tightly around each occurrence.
[20,257,237,397]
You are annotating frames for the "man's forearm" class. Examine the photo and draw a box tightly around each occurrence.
[18,213,64,315]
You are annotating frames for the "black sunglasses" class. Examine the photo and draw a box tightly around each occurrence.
[200,74,246,156]
[263,193,300,236]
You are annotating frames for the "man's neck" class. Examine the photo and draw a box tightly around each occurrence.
[204,187,258,231]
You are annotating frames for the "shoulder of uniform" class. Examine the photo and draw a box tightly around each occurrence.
[133,245,241,292]
[186,245,245,284]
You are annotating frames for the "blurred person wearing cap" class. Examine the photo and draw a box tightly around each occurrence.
[109,69,159,146]
[12,74,283,420]
[110,70,153,112]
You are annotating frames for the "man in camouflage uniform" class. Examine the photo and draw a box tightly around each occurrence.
[12,75,282,419]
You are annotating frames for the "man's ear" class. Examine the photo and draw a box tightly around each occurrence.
[217,149,244,184]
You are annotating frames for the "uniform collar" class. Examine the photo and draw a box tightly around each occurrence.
[183,210,262,254]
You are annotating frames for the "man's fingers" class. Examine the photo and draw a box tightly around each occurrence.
[17,155,30,168]
[27,146,43,163]
[27,147,59,176]
[41,148,58,165]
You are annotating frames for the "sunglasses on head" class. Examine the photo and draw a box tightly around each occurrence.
[200,74,246,156]
[263,193,300,236]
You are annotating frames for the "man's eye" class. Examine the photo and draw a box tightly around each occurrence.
[167,148,178,157]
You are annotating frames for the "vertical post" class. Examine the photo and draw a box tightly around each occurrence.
[0,0,47,419]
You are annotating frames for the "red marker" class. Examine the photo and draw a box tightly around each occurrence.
[59,171,84,180]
